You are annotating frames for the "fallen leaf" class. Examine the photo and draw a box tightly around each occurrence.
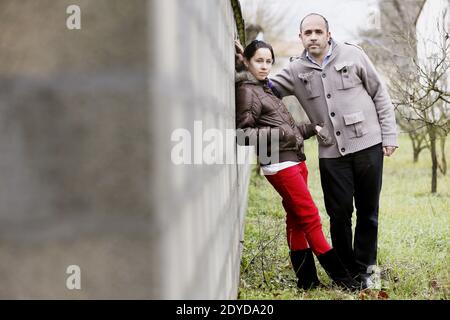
[358,289,376,300]
[430,280,439,290]
[378,290,389,300]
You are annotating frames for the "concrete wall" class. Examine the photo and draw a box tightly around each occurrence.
[149,0,251,299]
[0,0,250,299]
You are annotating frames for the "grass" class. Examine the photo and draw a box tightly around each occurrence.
[238,134,449,300]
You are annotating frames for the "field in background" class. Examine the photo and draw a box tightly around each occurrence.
[238,134,449,300]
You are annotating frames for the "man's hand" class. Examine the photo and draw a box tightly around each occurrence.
[383,146,397,157]
[315,125,322,133]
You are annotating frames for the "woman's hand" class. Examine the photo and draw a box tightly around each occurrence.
[234,40,246,72]
[235,40,244,54]
[314,125,335,146]
[235,40,246,71]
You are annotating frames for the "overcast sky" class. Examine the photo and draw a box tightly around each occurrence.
[241,0,380,42]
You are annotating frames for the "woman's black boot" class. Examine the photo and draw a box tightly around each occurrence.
[290,249,322,290]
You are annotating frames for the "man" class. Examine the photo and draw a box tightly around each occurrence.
[269,13,398,288]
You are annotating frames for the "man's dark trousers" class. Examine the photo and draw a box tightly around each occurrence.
[319,143,384,276]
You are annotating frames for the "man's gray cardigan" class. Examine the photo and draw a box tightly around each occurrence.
[271,40,398,158]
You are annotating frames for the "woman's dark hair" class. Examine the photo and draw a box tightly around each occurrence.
[243,40,275,64]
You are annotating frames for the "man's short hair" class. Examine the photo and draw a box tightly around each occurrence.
[300,13,329,33]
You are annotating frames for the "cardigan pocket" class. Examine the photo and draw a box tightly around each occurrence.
[343,111,369,138]
[335,62,359,90]
[298,72,321,99]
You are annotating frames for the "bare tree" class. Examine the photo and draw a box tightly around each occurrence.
[360,0,430,163]
[390,25,450,193]
[240,0,294,44]
[360,0,449,193]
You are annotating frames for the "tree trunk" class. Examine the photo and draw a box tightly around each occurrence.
[429,129,438,193]
[413,148,420,163]
[409,131,426,163]
[439,135,447,175]
[411,134,420,163]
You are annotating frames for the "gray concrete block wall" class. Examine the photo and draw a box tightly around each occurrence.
[149,0,250,299]
[0,0,250,299]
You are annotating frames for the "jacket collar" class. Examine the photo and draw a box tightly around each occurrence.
[236,70,270,86]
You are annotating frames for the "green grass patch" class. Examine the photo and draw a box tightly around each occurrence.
[238,134,449,300]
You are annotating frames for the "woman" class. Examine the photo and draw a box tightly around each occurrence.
[236,40,359,290]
